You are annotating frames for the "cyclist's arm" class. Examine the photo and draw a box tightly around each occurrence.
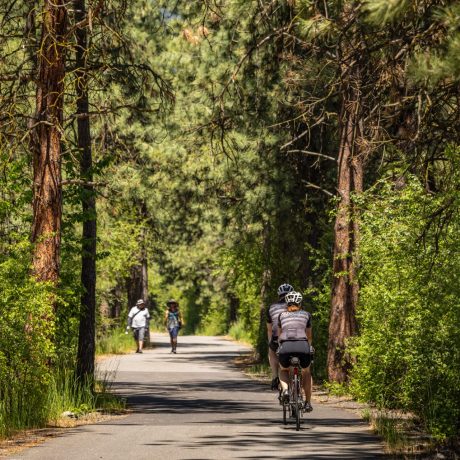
[164,310,168,328]
[267,322,273,341]
[306,312,312,343]
[266,306,272,340]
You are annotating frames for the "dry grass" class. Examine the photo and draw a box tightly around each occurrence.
[0,412,127,459]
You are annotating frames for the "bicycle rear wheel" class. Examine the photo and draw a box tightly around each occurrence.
[283,403,287,425]
[293,375,301,431]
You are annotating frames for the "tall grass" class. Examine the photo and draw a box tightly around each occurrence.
[363,410,412,452]
[46,368,97,421]
[0,365,125,438]
[227,319,253,345]
[247,363,271,379]
[96,329,134,355]
[0,384,48,436]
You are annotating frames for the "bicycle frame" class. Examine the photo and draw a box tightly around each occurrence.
[282,357,303,430]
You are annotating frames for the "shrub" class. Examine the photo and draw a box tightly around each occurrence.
[0,243,55,436]
[350,173,460,439]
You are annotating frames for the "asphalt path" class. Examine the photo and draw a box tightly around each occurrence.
[12,334,385,460]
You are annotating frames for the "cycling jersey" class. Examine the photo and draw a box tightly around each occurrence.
[266,301,287,338]
[278,310,311,342]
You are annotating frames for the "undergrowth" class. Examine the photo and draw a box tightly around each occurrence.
[96,329,134,355]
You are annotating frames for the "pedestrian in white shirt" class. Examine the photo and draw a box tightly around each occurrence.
[126,299,150,353]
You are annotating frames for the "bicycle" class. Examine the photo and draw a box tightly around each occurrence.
[281,356,304,431]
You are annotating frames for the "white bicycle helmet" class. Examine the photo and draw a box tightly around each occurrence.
[285,291,303,305]
[277,283,294,296]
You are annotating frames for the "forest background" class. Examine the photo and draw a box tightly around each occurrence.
[1,0,459,445]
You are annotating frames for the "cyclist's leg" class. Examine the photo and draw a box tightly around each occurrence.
[290,341,312,403]
[302,366,312,402]
[278,344,291,393]
[268,347,279,380]
[279,365,289,391]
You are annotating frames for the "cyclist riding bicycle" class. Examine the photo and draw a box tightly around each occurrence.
[278,291,313,412]
[266,283,294,390]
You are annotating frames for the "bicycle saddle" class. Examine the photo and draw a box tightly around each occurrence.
[290,357,300,366]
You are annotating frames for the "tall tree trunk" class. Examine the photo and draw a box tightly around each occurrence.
[327,73,363,383]
[109,283,124,318]
[127,258,148,308]
[126,245,149,344]
[228,294,239,324]
[31,0,67,285]
[140,227,149,302]
[127,203,149,309]
[256,222,271,361]
[127,264,142,310]
[74,0,97,383]
[126,254,148,308]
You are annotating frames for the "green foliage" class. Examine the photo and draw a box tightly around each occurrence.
[0,242,55,436]
[96,329,134,355]
[372,411,407,450]
[324,381,349,397]
[0,241,123,437]
[411,2,460,84]
[350,165,460,439]
[364,0,411,24]
[228,320,253,345]
[46,367,95,422]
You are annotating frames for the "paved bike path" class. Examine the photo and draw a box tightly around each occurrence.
[11,334,385,459]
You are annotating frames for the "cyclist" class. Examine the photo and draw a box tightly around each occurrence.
[164,299,183,353]
[266,283,294,390]
[278,291,313,412]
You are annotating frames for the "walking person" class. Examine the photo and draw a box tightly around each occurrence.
[266,283,294,390]
[165,299,183,353]
[126,299,150,353]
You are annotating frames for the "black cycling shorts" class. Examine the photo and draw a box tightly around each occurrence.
[278,340,311,369]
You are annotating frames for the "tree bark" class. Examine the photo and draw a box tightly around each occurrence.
[126,243,148,309]
[327,72,363,383]
[256,222,271,362]
[109,283,124,318]
[126,243,149,344]
[31,0,67,285]
[127,264,142,310]
[74,0,97,383]
[126,252,148,309]
[127,203,149,310]
[228,294,239,324]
